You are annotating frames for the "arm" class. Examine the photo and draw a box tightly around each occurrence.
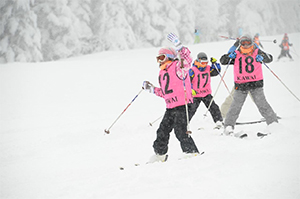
[189,68,195,81]
[220,54,235,65]
[178,47,192,68]
[210,63,221,77]
[258,49,273,63]
[154,87,164,98]
[175,47,192,79]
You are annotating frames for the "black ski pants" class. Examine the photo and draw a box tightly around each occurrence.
[189,95,223,123]
[278,49,292,59]
[153,105,199,155]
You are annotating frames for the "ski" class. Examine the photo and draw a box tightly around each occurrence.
[257,132,268,138]
[119,152,204,170]
[236,116,281,125]
[236,118,266,125]
[237,132,268,139]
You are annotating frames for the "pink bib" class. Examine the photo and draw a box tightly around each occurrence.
[157,61,193,109]
[234,49,264,84]
[190,65,212,97]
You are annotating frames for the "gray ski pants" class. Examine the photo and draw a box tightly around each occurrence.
[224,87,278,128]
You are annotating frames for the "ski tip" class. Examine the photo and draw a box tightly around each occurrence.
[257,132,268,138]
[239,134,248,139]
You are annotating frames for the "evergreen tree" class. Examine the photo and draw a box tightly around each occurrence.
[0,0,42,63]
[33,0,81,61]
[68,0,94,54]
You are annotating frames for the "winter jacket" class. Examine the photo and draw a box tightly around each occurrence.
[220,45,273,91]
[189,62,221,97]
[154,47,193,109]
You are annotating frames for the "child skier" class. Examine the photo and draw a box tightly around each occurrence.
[188,53,223,129]
[220,35,278,136]
[143,33,199,163]
[278,33,293,61]
[253,33,264,49]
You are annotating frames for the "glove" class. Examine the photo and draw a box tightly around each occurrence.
[192,89,197,96]
[211,63,221,72]
[229,51,236,59]
[210,57,217,63]
[256,54,264,62]
[143,81,154,93]
[167,33,183,51]
[290,43,293,46]
[227,45,237,54]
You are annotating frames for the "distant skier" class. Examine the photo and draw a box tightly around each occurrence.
[189,53,223,129]
[278,33,293,61]
[253,33,263,49]
[143,33,199,163]
[220,35,278,136]
[194,29,200,44]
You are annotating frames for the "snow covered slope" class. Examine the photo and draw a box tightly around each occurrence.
[1,33,300,199]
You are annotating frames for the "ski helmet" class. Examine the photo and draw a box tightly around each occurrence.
[157,47,177,63]
[197,52,208,61]
[240,35,253,47]
[195,52,208,71]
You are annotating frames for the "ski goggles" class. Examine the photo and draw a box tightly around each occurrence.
[196,59,208,65]
[240,40,252,46]
[156,54,174,63]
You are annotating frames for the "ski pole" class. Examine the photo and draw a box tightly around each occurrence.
[263,62,300,102]
[259,39,277,43]
[167,33,191,135]
[182,64,192,135]
[204,60,232,118]
[220,35,276,44]
[104,88,144,134]
[149,115,163,126]
[219,35,239,40]
[213,63,233,99]
[290,46,299,57]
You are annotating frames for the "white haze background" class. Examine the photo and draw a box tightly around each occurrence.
[0,0,299,62]
[0,32,300,198]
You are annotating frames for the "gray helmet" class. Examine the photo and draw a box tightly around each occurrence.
[197,52,208,61]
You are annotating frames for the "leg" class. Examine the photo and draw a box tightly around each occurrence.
[153,109,174,155]
[188,97,201,120]
[286,50,293,59]
[278,50,285,60]
[203,94,223,123]
[250,88,278,125]
[174,106,199,153]
[224,89,248,128]
[221,87,235,118]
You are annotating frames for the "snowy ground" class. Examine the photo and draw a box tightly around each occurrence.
[1,33,300,199]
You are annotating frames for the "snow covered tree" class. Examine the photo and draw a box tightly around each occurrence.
[91,0,136,51]
[0,0,43,63]
[171,0,196,45]
[33,0,81,61]
[193,0,224,42]
[68,0,94,54]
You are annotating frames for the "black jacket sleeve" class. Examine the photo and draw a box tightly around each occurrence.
[220,54,235,65]
[258,49,273,63]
